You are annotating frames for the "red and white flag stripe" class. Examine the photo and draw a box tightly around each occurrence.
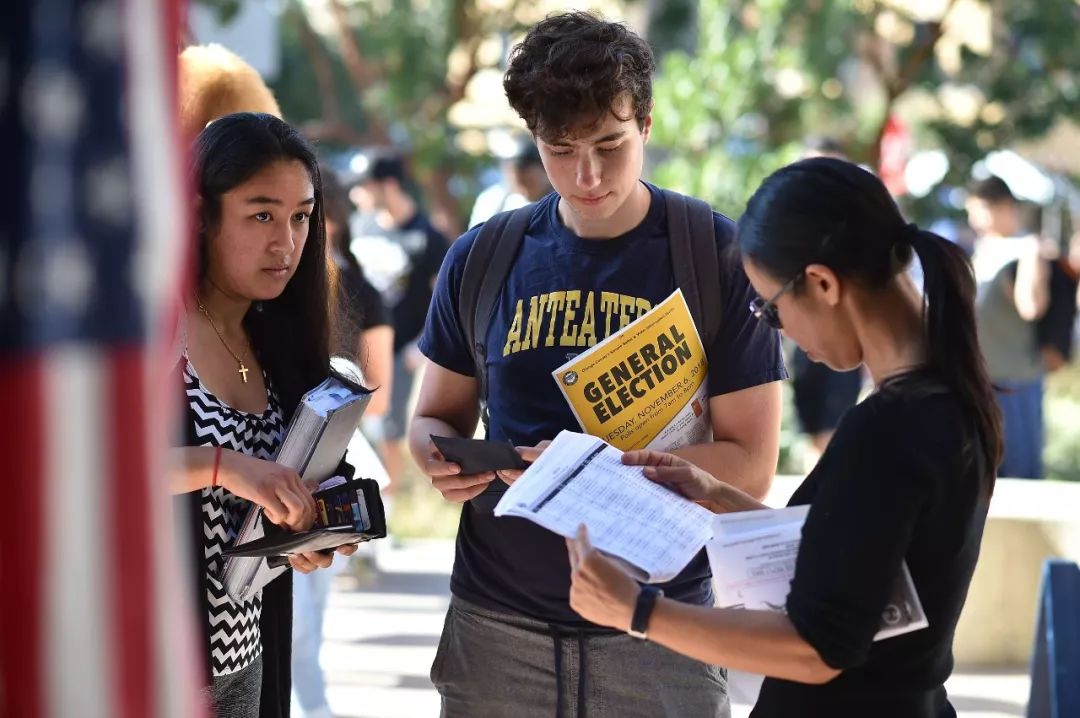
[0,0,203,716]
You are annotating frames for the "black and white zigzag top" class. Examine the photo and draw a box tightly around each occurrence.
[183,355,285,677]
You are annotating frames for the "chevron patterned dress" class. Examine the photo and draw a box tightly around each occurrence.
[183,355,285,677]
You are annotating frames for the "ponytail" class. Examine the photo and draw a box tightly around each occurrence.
[738,157,1003,493]
[907,226,1002,493]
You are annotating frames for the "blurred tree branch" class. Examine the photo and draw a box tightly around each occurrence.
[864,0,960,168]
[325,0,391,145]
[292,6,338,121]
[652,0,1080,222]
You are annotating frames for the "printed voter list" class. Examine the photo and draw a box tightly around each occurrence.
[494,430,714,583]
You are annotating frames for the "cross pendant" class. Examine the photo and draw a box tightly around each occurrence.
[238,362,249,384]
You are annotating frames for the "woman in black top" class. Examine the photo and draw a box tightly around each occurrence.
[566,158,1002,717]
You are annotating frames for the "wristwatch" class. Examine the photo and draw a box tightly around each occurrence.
[628,586,664,640]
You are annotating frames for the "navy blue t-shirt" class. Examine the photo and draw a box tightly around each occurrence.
[419,182,786,625]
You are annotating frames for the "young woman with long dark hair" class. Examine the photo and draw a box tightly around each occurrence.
[168,112,353,718]
[566,157,1002,717]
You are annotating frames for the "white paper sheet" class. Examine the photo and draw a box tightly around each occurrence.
[708,505,929,641]
[707,520,804,612]
[494,430,714,583]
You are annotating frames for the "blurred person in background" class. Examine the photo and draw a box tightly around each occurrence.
[966,175,1051,478]
[288,168,395,718]
[1028,205,1080,373]
[787,137,865,466]
[349,155,449,493]
[323,168,393,413]
[468,139,553,227]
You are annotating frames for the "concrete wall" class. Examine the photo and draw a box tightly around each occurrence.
[951,480,1080,665]
[763,476,1080,666]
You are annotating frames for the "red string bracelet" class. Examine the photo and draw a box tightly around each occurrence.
[211,446,223,488]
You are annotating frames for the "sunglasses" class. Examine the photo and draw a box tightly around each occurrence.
[749,273,803,330]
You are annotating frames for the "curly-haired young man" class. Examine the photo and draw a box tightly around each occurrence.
[409,12,787,717]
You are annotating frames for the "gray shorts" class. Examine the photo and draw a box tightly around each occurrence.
[431,596,730,718]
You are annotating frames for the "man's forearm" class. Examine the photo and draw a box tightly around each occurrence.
[409,415,467,467]
[671,440,774,501]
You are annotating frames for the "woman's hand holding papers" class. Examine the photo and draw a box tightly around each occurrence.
[496,440,551,485]
[622,450,767,514]
[218,450,317,530]
[425,440,497,503]
[567,525,640,631]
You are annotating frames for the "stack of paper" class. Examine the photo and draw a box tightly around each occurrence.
[497,431,929,641]
[274,376,371,480]
[708,506,929,641]
[494,431,714,583]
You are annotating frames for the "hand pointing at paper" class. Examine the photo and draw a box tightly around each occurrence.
[622,450,767,514]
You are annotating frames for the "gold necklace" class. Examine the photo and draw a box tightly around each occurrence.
[196,299,251,384]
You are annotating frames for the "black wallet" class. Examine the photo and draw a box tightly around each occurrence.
[223,474,387,567]
[430,435,529,475]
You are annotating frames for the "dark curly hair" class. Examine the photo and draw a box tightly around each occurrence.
[503,12,656,142]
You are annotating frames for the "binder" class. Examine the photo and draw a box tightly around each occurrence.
[221,371,383,602]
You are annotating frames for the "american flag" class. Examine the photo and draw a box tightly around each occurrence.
[0,1,203,717]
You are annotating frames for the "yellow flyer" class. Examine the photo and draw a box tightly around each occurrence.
[552,289,711,451]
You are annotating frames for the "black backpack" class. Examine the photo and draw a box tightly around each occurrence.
[458,190,728,428]
[1037,258,1079,366]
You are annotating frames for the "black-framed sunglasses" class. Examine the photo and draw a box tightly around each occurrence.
[749,272,803,330]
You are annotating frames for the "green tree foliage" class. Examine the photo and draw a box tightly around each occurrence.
[196,0,530,233]
[927,1,1080,188]
[276,0,512,231]
[650,0,863,217]
[650,0,1080,220]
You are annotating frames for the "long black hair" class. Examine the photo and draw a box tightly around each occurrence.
[193,112,335,417]
[737,157,1002,492]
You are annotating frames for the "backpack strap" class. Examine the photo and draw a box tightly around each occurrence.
[458,204,534,430]
[663,189,724,348]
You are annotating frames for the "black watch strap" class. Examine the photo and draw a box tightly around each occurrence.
[628,586,663,640]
